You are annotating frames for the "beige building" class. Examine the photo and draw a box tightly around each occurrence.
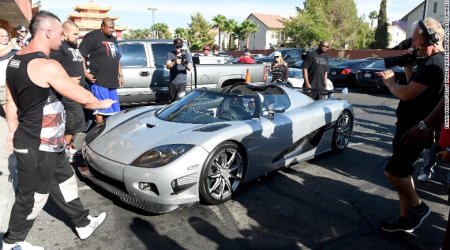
[68,0,127,39]
[400,0,445,38]
[388,24,407,48]
[243,13,285,50]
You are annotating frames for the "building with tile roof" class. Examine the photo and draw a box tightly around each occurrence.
[243,13,286,50]
[68,0,127,39]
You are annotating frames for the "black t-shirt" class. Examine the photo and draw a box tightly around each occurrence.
[50,41,86,101]
[302,50,329,90]
[79,29,121,88]
[396,52,444,127]
[167,50,192,84]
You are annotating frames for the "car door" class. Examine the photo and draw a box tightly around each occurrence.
[118,42,153,103]
[257,92,294,171]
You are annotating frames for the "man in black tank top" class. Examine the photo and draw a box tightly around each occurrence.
[3,11,115,250]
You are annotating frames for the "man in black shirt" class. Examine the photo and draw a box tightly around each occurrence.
[302,41,330,100]
[79,17,123,124]
[377,17,445,233]
[50,21,85,161]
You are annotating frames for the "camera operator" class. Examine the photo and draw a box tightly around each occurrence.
[166,38,192,102]
[376,17,445,233]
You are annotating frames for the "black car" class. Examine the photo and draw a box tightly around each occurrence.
[329,59,379,87]
[257,48,304,67]
[355,60,406,90]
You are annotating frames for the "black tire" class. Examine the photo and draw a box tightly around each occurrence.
[199,141,245,205]
[332,110,353,152]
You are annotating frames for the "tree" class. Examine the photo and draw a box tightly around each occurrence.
[123,28,152,39]
[174,27,188,39]
[152,22,172,39]
[282,0,371,49]
[224,18,238,50]
[187,12,215,51]
[239,20,258,50]
[212,14,227,50]
[368,11,378,29]
[372,0,389,49]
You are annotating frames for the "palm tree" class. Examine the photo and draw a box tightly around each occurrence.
[212,14,227,50]
[368,11,378,29]
[240,20,258,50]
[174,27,188,39]
[152,23,171,39]
[224,18,237,50]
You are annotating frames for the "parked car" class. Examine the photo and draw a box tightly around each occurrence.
[80,83,353,213]
[355,60,407,89]
[118,39,267,105]
[256,48,304,67]
[266,67,304,88]
[329,59,381,87]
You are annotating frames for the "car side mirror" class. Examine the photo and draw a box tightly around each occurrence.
[267,103,286,120]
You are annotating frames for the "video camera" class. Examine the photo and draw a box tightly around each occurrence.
[177,49,188,65]
[384,38,416,68]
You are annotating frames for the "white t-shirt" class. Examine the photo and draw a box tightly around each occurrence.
[0,43,14,87]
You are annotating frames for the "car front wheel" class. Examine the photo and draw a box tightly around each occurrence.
[199,141,245,205]
[332,110,353,152]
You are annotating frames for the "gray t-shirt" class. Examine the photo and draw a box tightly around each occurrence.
[167,50,192,84]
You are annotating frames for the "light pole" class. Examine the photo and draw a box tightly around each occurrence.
[148,8,157,39]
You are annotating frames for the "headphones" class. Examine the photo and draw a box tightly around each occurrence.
[417,20,439,45]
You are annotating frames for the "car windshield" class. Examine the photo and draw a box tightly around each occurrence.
[156,90,262,124]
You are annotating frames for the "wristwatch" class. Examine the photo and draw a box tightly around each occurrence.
[417,120,428,130]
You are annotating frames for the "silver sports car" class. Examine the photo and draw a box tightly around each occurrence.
[81,83,353,213]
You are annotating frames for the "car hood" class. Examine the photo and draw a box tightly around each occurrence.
[87,107,251,164]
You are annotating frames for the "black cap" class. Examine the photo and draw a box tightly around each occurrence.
[174,38,183,46]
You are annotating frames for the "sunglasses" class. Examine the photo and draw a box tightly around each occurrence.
[19,30,27,33]
[274,56,280,58]
[321,45,330,48]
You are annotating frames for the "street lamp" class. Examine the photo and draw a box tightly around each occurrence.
[148,8,157,39]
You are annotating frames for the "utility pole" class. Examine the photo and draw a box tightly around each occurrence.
[148,8,157,39]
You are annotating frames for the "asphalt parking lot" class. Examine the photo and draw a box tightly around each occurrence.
[0,89,448,250]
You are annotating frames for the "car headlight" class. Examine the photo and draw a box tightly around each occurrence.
[131,144,195,168]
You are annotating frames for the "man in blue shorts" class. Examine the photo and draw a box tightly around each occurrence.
[79,17,123,124]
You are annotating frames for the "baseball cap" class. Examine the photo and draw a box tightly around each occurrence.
[273,51,282,57]
[203,45,210,50]
[173,38,183,47]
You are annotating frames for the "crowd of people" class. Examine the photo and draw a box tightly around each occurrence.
[0,8,449,250]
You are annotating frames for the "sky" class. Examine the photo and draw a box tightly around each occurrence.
[38,0,424,30]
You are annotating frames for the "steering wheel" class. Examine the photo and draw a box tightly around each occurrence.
[218,109,240,120]
[230,105,248,118]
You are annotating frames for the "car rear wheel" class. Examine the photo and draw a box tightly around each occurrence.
[332,110,353,152]
[199,141,245,205]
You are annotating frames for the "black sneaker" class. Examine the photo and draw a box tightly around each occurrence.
[409,202,431,231]
[380,216,415,233]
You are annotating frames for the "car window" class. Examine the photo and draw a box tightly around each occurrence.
[118,43,147,67]
[285,50,300,59]
[151,43,175,66]
[366,60,385,69]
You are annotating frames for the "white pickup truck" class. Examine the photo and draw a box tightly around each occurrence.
[118,39,267,105]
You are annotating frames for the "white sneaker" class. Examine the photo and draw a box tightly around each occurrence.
[417,173,432,182]
[2,241,44,250]
[75,212,107,240]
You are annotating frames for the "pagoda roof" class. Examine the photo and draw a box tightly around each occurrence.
[69,12,118,20]
[75,21,127,31]
[74,1,111,12]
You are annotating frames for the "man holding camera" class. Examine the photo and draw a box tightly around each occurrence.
[376,17,445,233]
[166,38,192,102]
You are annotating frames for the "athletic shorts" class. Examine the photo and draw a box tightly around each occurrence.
[385,125,424,178]
[90,84,120,116]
